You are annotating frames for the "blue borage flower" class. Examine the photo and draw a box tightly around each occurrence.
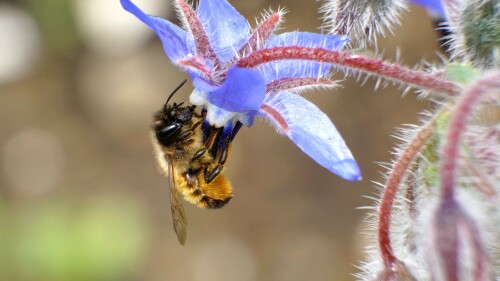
[121,0,361,181]
[409,0,445,16]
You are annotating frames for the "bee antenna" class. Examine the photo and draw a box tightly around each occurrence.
[173,102,184,110]
[164,79,188,111]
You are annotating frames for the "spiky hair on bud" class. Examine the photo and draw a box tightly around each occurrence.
[358,119,500,281]
[357,71,500,280]
[453,0,499,69]
[320,0,407,46]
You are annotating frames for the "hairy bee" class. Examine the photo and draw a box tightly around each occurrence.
[151,80,241,245]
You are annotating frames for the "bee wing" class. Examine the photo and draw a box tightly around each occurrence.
[168,160,188,245]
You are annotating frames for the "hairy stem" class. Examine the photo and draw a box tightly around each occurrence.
[433,72,500,281]
[461,217,489,281]
[237,47,462,96]
[440,71,500,200]
[378,118,436,270]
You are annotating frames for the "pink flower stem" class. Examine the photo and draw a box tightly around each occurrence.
[378,118,436,270]
[439,71,500,201]
[461,217,490,281]
[463,159,497,198]
[237,47,462,96]
[434,199,460,281]
[434,72,500,281]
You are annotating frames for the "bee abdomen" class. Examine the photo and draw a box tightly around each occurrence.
[199,195,232,209]
[180,187,232,209]
[178,171,233,209]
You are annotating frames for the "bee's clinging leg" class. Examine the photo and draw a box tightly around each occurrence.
[193,109,206,119]
[204,127,222,149]
[189,126,219,164]
[190,119,203,130]
[204,164,223,184]
[176,130,193,142]
[229,121,242,142]
[203,142,231,183]
[181,139,195,146]
[191,148,206,163]
[218,145,229,165]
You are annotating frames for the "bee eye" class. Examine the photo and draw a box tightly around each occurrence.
[157,123,181,141]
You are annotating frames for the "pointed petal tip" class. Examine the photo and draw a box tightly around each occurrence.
[121,0,193,61]
[331,159,362,181]
[260,92,361,182]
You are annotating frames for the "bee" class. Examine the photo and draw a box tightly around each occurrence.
[151,80,241,245]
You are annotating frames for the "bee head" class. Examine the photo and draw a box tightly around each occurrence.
[155,103,196,145]
[153,80,195,145]
[160,79,194,123]
[165,102,196,124]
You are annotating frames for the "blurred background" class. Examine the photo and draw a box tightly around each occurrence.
[0,0,442,280]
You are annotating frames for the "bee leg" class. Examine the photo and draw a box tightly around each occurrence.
[217,143,230,166]
[203,144,230,184]
[189,128,223,170]
[190,119,203,130]
[191,148,206,163]
[203,122,240,183]
[193,112,205,119]
[204,164,223,184]
[204,128,223,152]
[193,108,207,119]
[229,121,243,142]
[178,117,206,144]
[181,139,195,146]
[177,117,205,143]
[176,130,193,142]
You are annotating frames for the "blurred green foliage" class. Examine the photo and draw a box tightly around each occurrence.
[4,196,150,281]
[22,0,79,56]
[445,63,480,84]
[0,201,6,279]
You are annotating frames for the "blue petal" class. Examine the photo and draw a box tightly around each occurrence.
[207,66,266,112]
[197,0,250,62]
[236,111,256,127]
[259,92,361,180]
[191,75,217,92]
[259,32,349,81]
[409,0,445,16]
[259,61,332,83]
[265,32,349,49]
[121,0,194,61]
